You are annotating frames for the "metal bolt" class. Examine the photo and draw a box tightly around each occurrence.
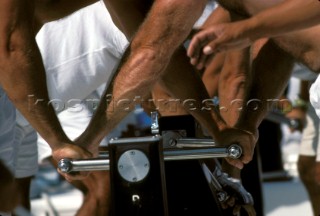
[228,144,242,159]
[58,159,72,173]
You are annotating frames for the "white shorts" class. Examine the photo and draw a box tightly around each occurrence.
[14,124,38,178]
[299,104,320,161]
[0,86,16,174]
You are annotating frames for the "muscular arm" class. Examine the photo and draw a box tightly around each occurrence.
[188,0,320,61]
[77,0,256,169]
[0,1,91,167]
[235,39,294,135]
[77,0,225,146]
[244,0,320,40]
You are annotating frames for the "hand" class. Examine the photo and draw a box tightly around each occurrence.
[53,143,93,182]
[285,107,307,132]
[187,21,253,70]
[217,127,258,169]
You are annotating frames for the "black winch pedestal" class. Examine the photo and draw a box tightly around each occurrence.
[109,136,168,216]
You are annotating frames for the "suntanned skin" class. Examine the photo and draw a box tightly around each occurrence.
[0,0,251,214]
[20,1,237,215]
[189,0,320,142]
[198,7,258,215]
[189,0,320,72]
[189,1,320,215]
[82,0,318,215]
[0,3,92,212]
[14,1,112,215]
[1,0,308,214]
[0,0,92,162]
[34,0,98,23]
[0,0,108,215]
[199,8,294,216]
[187,0,320,54]
[70,1,255,214]
[75,0,256,170]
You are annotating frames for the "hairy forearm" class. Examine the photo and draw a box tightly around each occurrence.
[235,40,294,132]
[219,49,250,126]
[160,47,227,137]
[78,0,232,147]
[0,1,70,149]
[245,0,320,40]
[110,0,228,137]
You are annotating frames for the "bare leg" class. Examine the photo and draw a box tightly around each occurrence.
[14,177,33,212]
[75,171,111,216]
[0,161,18,212]
[298,156,320,216]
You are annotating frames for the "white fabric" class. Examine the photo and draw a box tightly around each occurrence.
[310,75,320,119]
[0,86,16,174]
[289,64,320,160]
[299,104,320,161]
[35,1,128,106]
[34,2,128,161]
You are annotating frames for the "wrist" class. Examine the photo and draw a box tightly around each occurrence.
[49,137,72,151]
[244,16,264,41]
